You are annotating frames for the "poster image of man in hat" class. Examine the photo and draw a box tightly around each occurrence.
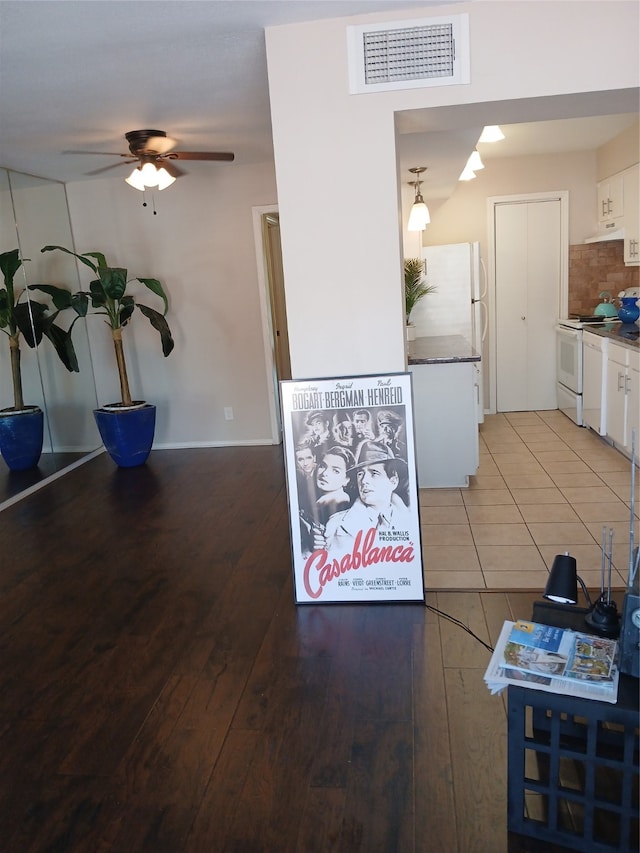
[314,441,411,555]
[375,409,407,460]
[304,410,331,455]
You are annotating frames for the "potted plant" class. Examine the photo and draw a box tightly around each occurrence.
[0,248,79,470]
[404,257,436,341]
[41,244,174,468]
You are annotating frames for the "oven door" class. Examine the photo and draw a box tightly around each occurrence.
[555,325,583,394]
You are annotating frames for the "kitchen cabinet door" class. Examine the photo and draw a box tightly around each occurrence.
[605,342,638,453]
[606,352,627,447]
[628,353,639,451]
[597,172,624,223]
[623,164,639,265]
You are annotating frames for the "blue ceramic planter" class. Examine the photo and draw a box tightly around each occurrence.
[94,403,156,468]
[0,406,44,471]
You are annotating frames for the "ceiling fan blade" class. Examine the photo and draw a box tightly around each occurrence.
[168,151,235,162]
[85,159,137,176]
[63,150,130,156]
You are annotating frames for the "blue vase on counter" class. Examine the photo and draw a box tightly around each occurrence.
[618,297,640,325]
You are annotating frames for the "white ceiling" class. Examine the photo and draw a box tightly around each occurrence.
[1,1,637,199]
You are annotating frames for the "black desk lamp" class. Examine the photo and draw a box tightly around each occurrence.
[544,552,592,608]
[543,547,620,639]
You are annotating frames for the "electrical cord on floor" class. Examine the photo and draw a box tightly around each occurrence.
[424,601,495,653]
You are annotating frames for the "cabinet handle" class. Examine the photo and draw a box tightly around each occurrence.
[618,371,625,392]
[607,198,612,215]
[625,375,632,394]
[601,199,607,218]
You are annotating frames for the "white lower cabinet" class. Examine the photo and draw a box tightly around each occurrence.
[410,361,479,487]
[605,342,639,453]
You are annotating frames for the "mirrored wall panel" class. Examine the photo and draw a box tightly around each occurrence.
[0,168,100,504]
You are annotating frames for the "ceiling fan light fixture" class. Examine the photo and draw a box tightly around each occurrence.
[155,167,176,190]
[140,161,160,187]
[125,166,147,191]
[478,125,505,143]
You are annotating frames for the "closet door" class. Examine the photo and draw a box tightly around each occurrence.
[495,198,561,412]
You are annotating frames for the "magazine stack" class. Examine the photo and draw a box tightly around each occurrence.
[484,619,620,704]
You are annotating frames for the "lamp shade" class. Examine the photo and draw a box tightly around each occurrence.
[155,167,176,190]
[125,167,147,191]
[544,553,578,603]
[408,200,430,231]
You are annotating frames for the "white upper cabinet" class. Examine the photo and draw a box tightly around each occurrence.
[597,172,624,225]
[623,164,639,265]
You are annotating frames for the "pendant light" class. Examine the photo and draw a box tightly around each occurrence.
[407,166,430,231]
[478,125,505,143]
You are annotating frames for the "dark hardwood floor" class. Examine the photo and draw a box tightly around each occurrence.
[0,446,617,852]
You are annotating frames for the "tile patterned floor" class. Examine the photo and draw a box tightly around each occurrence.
[420,411,639,591]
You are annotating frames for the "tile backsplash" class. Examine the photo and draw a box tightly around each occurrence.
[568,240,639,316]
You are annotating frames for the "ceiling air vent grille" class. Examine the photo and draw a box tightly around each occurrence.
[347,14,469,94]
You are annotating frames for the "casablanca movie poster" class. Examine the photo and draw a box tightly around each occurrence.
[280,373,425,604]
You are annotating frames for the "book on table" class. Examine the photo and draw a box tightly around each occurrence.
[484,619,620,703]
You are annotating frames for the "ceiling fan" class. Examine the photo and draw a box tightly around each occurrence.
[64,129,235,180]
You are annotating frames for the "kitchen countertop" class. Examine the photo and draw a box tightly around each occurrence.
[407,334,481,365]
[581,322,640,352]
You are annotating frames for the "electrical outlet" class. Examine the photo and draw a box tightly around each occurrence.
[224,406,234,421]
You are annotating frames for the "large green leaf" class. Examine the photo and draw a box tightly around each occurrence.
[28,283,74,310]
[98,267,128,301]
[137,277,169,315]
[42,318,79,372]
[119,296,135,326]
[138,304,175,356]
[0,289,10,328]
[89,280,107,308]
[0,248,22,288]
[41,245,107,274]
[71,291,90,317]
[14,301,47,347]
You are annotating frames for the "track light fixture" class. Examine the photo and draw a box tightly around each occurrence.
[466,149,484,171]
[407,166,430,231]
[478,125,505,143]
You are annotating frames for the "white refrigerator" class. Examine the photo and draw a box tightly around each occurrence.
[412,241,487,422]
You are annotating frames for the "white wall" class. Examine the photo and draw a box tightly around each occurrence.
[66,162,278,447]
[266,1,639,379]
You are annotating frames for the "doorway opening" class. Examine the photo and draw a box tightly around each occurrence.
[253,205,291,443]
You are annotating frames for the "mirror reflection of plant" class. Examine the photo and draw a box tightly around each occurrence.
[41,245,174,408]
[0,248,79,411]
[404,257,437,325]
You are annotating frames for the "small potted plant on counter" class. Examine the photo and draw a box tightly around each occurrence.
[0,248,79,470]
[41,244,174,467]
[404,257,436,341]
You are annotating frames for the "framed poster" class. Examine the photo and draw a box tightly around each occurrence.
[280,372,425,604]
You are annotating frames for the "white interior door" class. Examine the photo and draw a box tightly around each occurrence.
[494,197,563,412]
